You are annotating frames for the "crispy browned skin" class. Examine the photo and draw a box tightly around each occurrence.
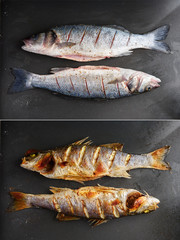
[9,186,160,225]
[21,138,171,182]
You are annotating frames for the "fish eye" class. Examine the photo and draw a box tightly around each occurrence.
[50,30,57,41]
[31,34,39,41]
[146,86,152,91]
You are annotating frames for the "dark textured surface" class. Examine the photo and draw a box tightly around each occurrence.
[0,0,180,119]
[1,121,180,240]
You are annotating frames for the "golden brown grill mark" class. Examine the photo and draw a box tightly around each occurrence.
[77,146,86,165]
[63,146,72,162]
[66,196,74,214]
[96,199,105,219]
[52,197,61,212]
[108,150,116,168]
[112,205,120,218]
[92,147,101,166]
[81,200,89,218]
[95,27,102,45]
[110,30,117,48]
[125,154,131,166]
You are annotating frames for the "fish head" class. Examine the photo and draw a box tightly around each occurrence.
[127,72,161,94]
[21,150,55,173]
[126,191,160,215]
[22,30,58,54]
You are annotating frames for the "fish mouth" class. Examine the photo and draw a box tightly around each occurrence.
[22,39,33,50]
[126,192,160,213]
[151,78,161,88]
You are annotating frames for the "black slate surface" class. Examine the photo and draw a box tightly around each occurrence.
[0,121,180,240]
[0,0,180,119]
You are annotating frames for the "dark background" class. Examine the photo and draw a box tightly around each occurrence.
[0,121,180,240]
[0,0,180,119]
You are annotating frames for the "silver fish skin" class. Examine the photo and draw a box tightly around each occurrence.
[22,24,171,62]
[9,186,160,225]
[9,66,161,98]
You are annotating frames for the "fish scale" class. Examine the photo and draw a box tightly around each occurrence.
[9,66,162,98]
[20,138,171,182]
[21,24,171,61]
[9,186,160,225]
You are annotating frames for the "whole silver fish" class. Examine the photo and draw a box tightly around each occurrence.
[9,66,161,98]
[21,137,171,182]
[9,186,160,226]
[22,24,171,62]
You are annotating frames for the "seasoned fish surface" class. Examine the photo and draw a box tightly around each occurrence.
[9,186,160,225]
[9,66,161,98]
[22,24,171,61]
[21,138,171,182]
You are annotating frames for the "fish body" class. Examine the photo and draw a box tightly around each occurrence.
[9,66,161,98]
[9,186,160,225]
[21,138,171,182]
[22,24,171,61]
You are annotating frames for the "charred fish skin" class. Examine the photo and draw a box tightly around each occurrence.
[8,66,161,98]
[20,138,171,182]
[9,186,160,225]
[22,24,171,62]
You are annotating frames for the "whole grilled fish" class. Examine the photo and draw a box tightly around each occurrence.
[21,137,171,182]
[22,24,171,62]
[9,186,160,225]
[9,66,161,98]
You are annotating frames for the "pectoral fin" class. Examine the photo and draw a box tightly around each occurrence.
[49,186,70,194]
[56,213,80,221]
[100,143,124,151]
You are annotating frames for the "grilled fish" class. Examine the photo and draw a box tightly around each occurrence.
[9,66,161,98]
[9,186,160,225]
[21,137,171,182]
[22,24,171,62]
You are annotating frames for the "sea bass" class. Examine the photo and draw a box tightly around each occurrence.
[22,24,171,62]
[9,186,160,225]
[21,137,171,182]
[9,66,161,98]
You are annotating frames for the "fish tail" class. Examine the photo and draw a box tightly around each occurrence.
[8,191,32,211]
[148,145,171,170]
[145,25,171,53]
[8,68,34,94]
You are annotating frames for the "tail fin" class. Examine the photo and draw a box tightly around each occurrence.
[8,68,34,94]
[8,192,32,211]
[148,145,171,170]
[145,25,171,53]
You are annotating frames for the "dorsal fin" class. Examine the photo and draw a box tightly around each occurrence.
[71,137,92,146]
[100,143,124,151]
[77,66,120,71]
[50,67,71,74]
[106,25,129,33]
[49,186,70,194]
